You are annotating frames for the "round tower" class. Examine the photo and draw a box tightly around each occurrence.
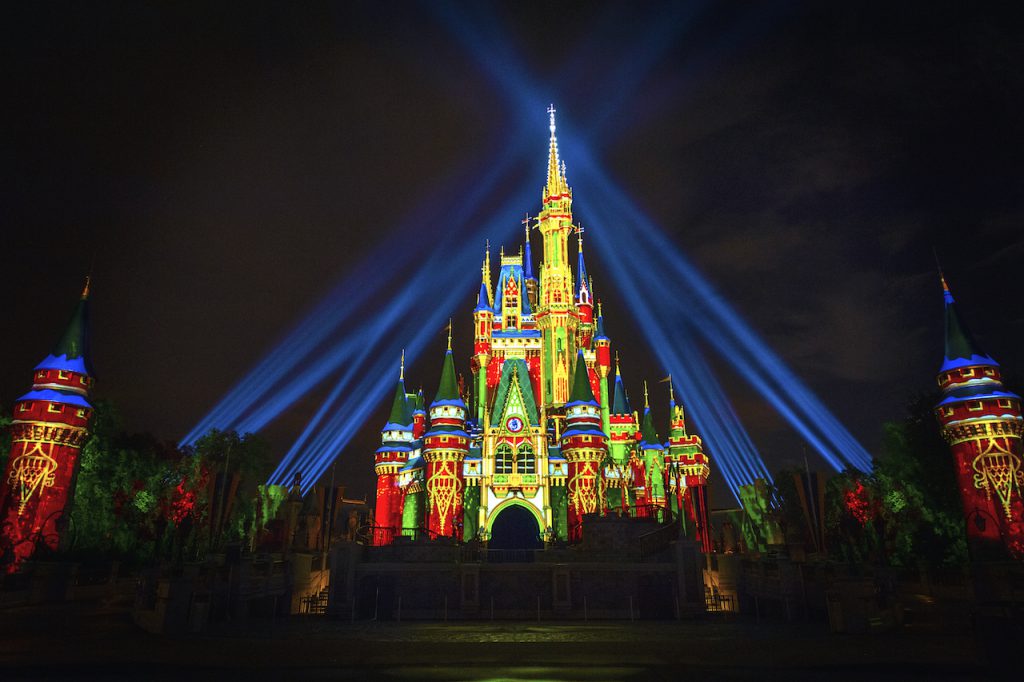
[560,351,608,542]
[934,275,1024,558]
[665,380,712,553]
[0,280,94,572]
[372,355,414,545]
[423,339,470,540]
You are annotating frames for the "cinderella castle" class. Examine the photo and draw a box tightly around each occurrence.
[370,109,713,550]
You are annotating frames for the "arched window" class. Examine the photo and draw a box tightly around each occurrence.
[495,443,514,474]
[517,443,535,474]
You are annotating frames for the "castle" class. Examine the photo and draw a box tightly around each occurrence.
[371,109,712,549]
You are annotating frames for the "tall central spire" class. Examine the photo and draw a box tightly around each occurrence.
[545,104,565,199]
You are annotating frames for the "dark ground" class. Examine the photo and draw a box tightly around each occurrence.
[0,598,996,681]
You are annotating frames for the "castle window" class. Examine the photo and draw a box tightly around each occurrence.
[962,368,975,378]
[968,401,984,411]
[495,443,514,474]
[984,368,996,377]
[57,370,70,380]
[19,403,30,412]
[998,400,1012,409]
[943,407,954,417]
[76,409,87,418]
[517,443,535,474]
[47,403,63,414]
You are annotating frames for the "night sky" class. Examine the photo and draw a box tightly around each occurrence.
[4,2,1023,507]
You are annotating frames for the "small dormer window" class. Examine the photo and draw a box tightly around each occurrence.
[57,370,70,380]
[968,401,984,411]
[19,403,30,412]
[998,400,1012,409]
[47,403,63,414]
[984,368,996,377]
[962,368,975,378]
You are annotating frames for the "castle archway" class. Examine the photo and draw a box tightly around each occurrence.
[487,500,544,551]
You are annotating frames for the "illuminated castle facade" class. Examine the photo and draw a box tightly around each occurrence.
[0,281,94,571]
[372,110,712,549]
[935,275,1024,559]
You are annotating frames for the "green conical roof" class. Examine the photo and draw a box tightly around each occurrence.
[567,351,596,404]
[36,282,93,376]
[640,407,660,445]
[433,349,462,404]
[386,379,413,427]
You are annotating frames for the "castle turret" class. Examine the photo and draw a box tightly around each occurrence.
[473,253,494,425]
[638,382,667,516]
[593,302,612,435]
[575,230,594,349]
[1,280,95,571]
[523,218,538,311]
[560,351,608,541]
[665,379,712,552]
[934,274,1023,558]
[372,354,414,545]
[423,334,471,539]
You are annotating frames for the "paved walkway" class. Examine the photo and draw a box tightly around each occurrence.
[0,601,989,680]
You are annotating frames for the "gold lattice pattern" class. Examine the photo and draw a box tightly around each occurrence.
[972,438,1024,519]
[7,441,59,514]
[568,461,599,516]
[427,460,463,535]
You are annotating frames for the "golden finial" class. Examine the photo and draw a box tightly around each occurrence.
[643,380,649,409]
[615,351,620,375]
[667,375,675,404]
[500,245,504,259]
[597,299,603,317]
[80,276,91,300]
[400,349,405,381]
[446,318,453,351]
[546,104,561,197]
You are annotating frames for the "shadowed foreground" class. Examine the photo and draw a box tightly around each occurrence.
[0,597,992,681]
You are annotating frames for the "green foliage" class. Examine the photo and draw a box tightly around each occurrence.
[67,402,275,565]
[818,391,967,567]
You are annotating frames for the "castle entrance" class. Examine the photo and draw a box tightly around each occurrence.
[488,503,543,551]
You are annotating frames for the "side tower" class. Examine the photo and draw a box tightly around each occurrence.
[423,339,471,539]
[372,356,414,545]
[934,275,1024,558]
[638,383,667,517]
[561,351,608,541]
[606,357,639,511]
[665,381,712,553]
[0,281,94,571]
[534,106,579,409]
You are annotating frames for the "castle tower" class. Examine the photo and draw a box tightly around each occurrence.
[0,281,94,572]
[665,380,712,552]
[606,357,638,511]
[535,105,579,408]
[472,255,494,425]
[575,230,595,349]
[934,275,1024,559]
[372,355,414,545]
[523,220,538,312]
[561,351,608,541]
[423,338,470,539]
[638,382,667,517]
[593,303,612,434]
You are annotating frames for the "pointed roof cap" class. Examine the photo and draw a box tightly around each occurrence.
[385,377,414,430]
[475,281,492,312]
[432,349,465,408]
[566,351,598,406]
[612,361,632,415]
[575,228,590,302]
[594,301,608,340]
[35,277,94,376]
[523,215,535,281]
[545,105,567,198]
[940,273,998,371]
[640,405,662,448]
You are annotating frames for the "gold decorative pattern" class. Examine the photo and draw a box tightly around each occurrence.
[971,438,1024,519]
[8,441,59,514]
[427,460,463,535]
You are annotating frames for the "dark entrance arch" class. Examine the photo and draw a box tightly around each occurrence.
[489,504,543,551]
